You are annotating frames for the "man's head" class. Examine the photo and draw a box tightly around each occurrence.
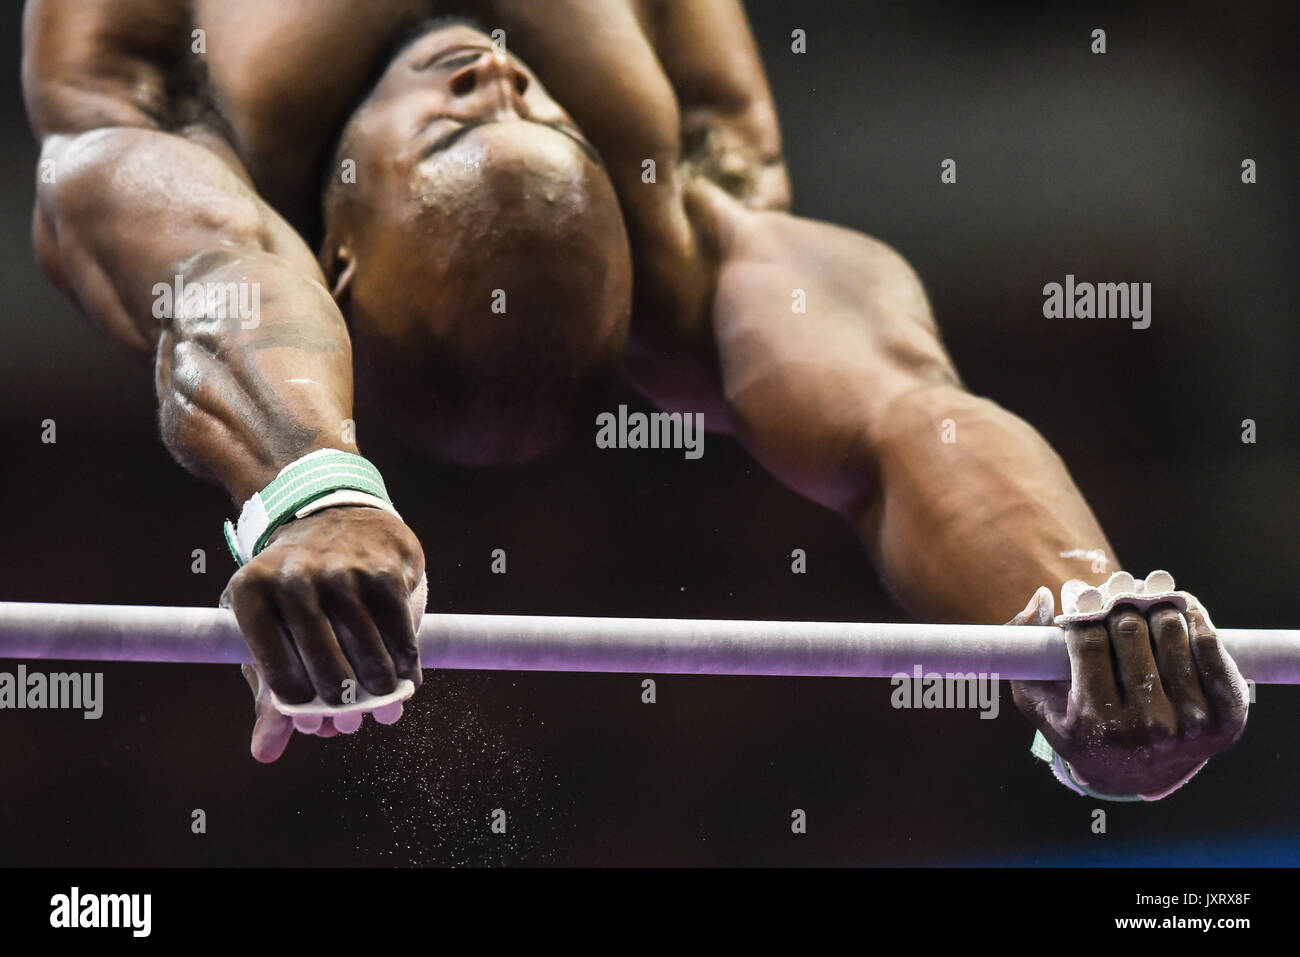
[321,19,632,465]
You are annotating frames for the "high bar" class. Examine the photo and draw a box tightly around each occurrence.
[0,601,1296,683]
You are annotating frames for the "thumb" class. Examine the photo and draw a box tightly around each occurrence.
[1005,585,1056,627]
[1006,586,1068,733]
[241,663,295,763]
[250,700,295,763]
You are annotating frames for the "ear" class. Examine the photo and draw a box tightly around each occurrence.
[319,240,357,305]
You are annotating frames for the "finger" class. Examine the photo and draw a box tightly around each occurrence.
[250,702,296,763]
[276,582,358,706]
[1147,604,1209,732]
[372,700,404,725]
[333,711,364,734]
[314,717,340,738]
[293,714,323,734]
[1186,602,1249,729]
[1107,605,1162,705]
[1065,620,1120,705]
[362,577,423,688]
[322,587,400,696]
[230,581,314,704]
[1005,586,1056,627]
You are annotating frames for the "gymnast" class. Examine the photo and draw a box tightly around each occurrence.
[23,3,1247,798]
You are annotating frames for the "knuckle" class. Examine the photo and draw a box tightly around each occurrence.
[1109,612,1146,639]
[1137,707,1178,744]
[1076,631,1111,654]
[1150,607,1186,637]
[273,565,315,600]
[360,666,398,695]
[367,567,404,593]
[319,566,356,594]
[1179,704,1209,740]
[1144,719,1176,744]
[228,564,269,597]
[1192,632,1221,655]
[1065,704,1108,738]
[1075,704,1128,741]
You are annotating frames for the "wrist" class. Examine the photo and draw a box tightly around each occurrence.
[223,449,397,566]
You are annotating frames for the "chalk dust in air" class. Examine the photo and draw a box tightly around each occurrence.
[331,670,571,865]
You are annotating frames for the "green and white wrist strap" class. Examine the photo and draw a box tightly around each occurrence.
[223,449,397,566]
[1031,730,1144,802]
[1030,730,1207,802]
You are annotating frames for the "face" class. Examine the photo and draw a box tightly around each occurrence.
[323,25,632,465]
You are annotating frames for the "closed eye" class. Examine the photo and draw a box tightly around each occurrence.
[419,120,482,157]
[413,45,493,72]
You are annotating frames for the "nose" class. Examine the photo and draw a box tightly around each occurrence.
[448,49,530,114]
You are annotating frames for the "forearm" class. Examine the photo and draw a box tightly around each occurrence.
[35,128,354,503]
[154,252,356,503]
[853,385,1117,624]
[699,196,1116,623]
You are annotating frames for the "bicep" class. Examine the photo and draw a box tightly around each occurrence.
[36,127,322,352]
[23,0,306,349]
[707,200,957,511]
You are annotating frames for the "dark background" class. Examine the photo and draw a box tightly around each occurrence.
[0,1,1296,865]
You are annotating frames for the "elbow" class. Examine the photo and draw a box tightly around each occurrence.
[681,105,791,212]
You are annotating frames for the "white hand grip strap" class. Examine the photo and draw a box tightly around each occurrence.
[271,678,416,734]
[1054,569,1190,627]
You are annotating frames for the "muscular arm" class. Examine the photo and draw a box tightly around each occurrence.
[693,182,1248,795]
[35,127,353,501]
[694,184,1114,624]
[25,0,425,759]
[25,0,350,499]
